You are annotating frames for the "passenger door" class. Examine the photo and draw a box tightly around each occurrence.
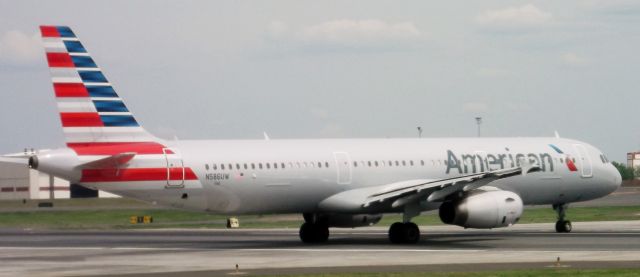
[572,144,593,178]
[163,148,185,187]
[333,152,352,185]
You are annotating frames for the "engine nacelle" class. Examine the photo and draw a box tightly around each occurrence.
[327,214,383,228]
[439,190,523,229]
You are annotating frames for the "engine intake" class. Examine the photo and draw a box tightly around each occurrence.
[439,190,523,229]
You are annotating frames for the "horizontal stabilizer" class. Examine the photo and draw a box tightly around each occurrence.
[77,152,135,169]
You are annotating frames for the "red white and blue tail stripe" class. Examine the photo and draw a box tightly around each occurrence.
[39,26,200,190]
[40,25,159,146]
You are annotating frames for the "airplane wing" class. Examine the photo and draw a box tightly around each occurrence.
[319,161,540,212]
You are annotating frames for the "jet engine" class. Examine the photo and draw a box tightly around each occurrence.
[439,190,523,229]
[326,214,383,228]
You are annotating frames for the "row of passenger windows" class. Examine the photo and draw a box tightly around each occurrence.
[205,162,330,171]
[204,156,578,171]
[204,159,431,171]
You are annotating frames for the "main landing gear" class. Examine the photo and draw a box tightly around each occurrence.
[388,222,420,244]
[389,203,421,244]
[553,203,572,233]
[299,213,329,243]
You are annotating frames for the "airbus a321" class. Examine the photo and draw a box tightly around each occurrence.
[11,26,622,243]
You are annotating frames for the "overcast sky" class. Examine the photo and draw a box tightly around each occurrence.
[0,1,638,161]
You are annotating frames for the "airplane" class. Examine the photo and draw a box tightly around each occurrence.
[10,25,622,244]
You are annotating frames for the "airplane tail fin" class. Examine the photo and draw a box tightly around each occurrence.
[39,25,163,151]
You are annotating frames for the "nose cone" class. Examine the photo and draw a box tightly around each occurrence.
[606,164,622,194]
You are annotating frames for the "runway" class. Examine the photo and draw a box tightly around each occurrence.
[1,221,640,276]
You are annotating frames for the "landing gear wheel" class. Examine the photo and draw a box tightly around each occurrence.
[388,222,420,244]
[299,222,329,243]
[555,220,572,233]
[553,204,572,233]
[388,222,405,244]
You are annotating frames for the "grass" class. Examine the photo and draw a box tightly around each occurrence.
[0,202,638,230]
[259,269,640,277]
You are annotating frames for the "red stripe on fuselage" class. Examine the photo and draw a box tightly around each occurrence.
[60,112,104,127]
[67,142,172,155]
[80,167,198,182]
[46,52,74,67]
[40,26,60,37]
[54,83,89,97]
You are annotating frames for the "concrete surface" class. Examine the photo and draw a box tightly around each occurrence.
[0,221,639,276]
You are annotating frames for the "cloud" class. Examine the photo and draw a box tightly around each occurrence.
[476,4,552,27]
[265,19,424,50]
[309,107,330,119]
[300,19,422,45]
[0,31,41,65]
[561,52,590,66]
[463,102,489,113]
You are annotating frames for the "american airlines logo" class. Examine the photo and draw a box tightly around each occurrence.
[445,149,556,174]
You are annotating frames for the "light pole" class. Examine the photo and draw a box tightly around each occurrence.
[475,117,482,137]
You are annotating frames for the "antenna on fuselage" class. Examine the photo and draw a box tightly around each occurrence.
[263,132,270,140]
[554,131,560,139]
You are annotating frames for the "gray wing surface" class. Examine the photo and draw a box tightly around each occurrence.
[319,162,540,213]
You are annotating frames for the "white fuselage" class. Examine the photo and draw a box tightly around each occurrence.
[94,137,620,215]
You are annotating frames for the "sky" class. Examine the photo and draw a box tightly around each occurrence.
[0,0,638,162]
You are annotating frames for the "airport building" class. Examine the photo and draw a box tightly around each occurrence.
[628,152,640,169]
[0,157,118,200]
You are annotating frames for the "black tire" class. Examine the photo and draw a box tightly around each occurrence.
[316,224,329,243]
[563,220,572,233]
[388,222,405,244]
[299,222,329,243]
[555,220,572,233]
[404,222,420,244]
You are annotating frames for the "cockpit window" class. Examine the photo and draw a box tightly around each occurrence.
[599,154,610,164]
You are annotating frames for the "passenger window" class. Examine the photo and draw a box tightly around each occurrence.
[205,164,209,170]
[236,164,240,170]
[410,160,414,166]
[318,162,322,168]
[266,163,271,169]
[274,163,278,169]
[388,161,393,166]
[259,163,263,169]
[368,161,372,167]
[353,161,358,167]
[374,161,379,167]
[281,163,286,169]
[251,163,255,169]
[420,160,425,166]
[402,161,406,166]
[213,164,217,170]
[221,164,225,170]
[229,164,233,170]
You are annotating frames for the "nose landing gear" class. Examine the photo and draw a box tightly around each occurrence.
[553,203,572,233]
